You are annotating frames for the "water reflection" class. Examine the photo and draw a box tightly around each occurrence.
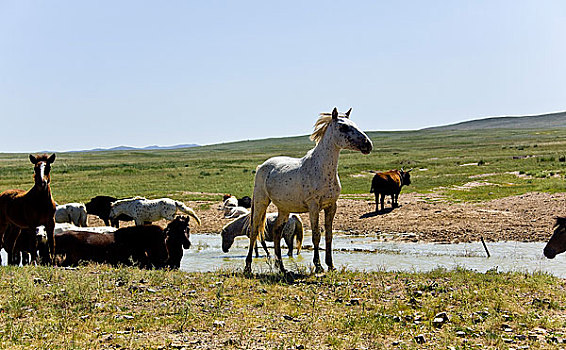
[2,233,562,278]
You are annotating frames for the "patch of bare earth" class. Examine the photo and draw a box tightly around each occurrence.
[88,192,566,244]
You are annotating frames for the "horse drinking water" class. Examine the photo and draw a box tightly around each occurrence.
[0,154,57,264]
[245,108,373,274]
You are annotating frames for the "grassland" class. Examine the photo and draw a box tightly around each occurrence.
[0,128,564,204]
[1,265,566,349]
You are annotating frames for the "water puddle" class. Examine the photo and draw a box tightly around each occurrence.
[180,233,566,277]
[2,233,563,278]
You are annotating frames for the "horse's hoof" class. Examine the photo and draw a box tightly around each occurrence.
[314,265,324,274]
[283,271,295,283]
[243,266,252,275]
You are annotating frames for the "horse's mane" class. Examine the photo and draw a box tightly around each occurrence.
[310,112,349,144]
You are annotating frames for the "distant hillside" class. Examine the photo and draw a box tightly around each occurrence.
[424,111,566,131]
[70,144,199,153]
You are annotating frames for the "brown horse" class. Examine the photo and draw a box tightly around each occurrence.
[0,154,57,264]
[52,215,192,268]
[543,217,566,259]
[164,215,192,269]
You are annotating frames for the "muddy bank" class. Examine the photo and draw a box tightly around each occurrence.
[88,192,565,244]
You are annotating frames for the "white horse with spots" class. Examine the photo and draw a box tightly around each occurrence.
[109,197,201,226]
[55,203,88,227]
[245,108,373,274]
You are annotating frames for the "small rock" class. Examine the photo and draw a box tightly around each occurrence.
[456,331,466,337]
[123,315,134,320]
[213,320,225,327]
[414,334,426,344]
[296,345,305,350]
[501,337,514,344]
[147,288,157,293]
[349,298,361,306]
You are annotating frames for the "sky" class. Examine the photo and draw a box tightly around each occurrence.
[1,1,566,153]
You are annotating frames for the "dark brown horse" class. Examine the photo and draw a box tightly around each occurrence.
[0,154,57,264]
[164,215,192,269]
[52,215,192,268]
[543,217,566,259]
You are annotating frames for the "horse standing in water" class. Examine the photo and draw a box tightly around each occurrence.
[245,108,373,275]
[0,154,57,264]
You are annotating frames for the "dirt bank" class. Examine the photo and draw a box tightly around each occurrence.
[88,192,566,243]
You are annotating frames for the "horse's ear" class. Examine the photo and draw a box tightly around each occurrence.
[332,107,338,119]
[345,108,352,118]
[48,154,56,164]
[29,154,37,164]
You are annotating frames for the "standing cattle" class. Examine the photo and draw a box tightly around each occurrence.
[370,169,412,212]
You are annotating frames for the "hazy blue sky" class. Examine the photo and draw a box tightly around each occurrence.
[1,1,565,152]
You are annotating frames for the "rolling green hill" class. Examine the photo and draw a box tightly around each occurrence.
[423,111,566,131]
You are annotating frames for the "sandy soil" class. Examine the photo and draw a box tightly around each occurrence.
[88,192,566,244]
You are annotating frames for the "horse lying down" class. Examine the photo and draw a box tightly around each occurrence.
[47,215,192,269]
[220,196,249,218]
[221,213,303,257]
[55,202,88,227]
[109,197,201,226]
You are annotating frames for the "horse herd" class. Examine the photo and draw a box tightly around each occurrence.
[0,109,564,273]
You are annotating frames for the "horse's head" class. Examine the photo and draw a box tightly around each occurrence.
[313,108,373,154]
[220,226,235,253]
[166,215,191,249]
[29,154,56,191]
[544,217,566,259]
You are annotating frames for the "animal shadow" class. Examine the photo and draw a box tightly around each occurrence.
[360,208,394,219]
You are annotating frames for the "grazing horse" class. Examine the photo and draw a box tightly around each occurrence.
[245,108,372,274]
[0,154,57,264]
[221,212,303,257]
[109,197,201,226]
[543,217,566,259]
[85,195,135,227]
[55,202,88,227]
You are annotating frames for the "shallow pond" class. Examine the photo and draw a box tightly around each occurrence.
[180,233,566,277]
[2,233,563,278]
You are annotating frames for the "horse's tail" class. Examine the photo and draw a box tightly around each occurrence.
[250,201,267,243]
[293,215,304,255]
[174,201,201,225]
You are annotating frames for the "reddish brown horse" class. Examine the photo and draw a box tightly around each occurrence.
[0,154,57,264]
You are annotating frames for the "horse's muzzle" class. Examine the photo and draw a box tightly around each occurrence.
[543,246,556,259]
[360,140,373,155]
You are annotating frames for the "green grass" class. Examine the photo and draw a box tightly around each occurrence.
[0,127,565,203]
[0,265,565,349]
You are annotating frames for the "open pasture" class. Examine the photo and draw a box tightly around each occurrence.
[0,128,564,205]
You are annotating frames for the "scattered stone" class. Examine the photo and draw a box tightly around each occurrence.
[501,337,514,344]
[213,320,225,327]
[296,345,305,350]
[414,334,426,344]
[147,288,157,293]
[123,315,134,320]
[349,298,361,306]
[456,331,466,337]
[432,312,450,327]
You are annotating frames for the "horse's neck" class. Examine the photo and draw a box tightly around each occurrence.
[306,132,340,175]
[26,185,53,203]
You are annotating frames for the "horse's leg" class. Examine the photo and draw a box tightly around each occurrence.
[45,219,55,264]
[272,211,289,274]
[254,241,259,258]
[324,204,337,270]
[244,199,270,275]
[309,205,323,273]
[380,193,385,211]
[5,226,21,266]
[260,239,270,257]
